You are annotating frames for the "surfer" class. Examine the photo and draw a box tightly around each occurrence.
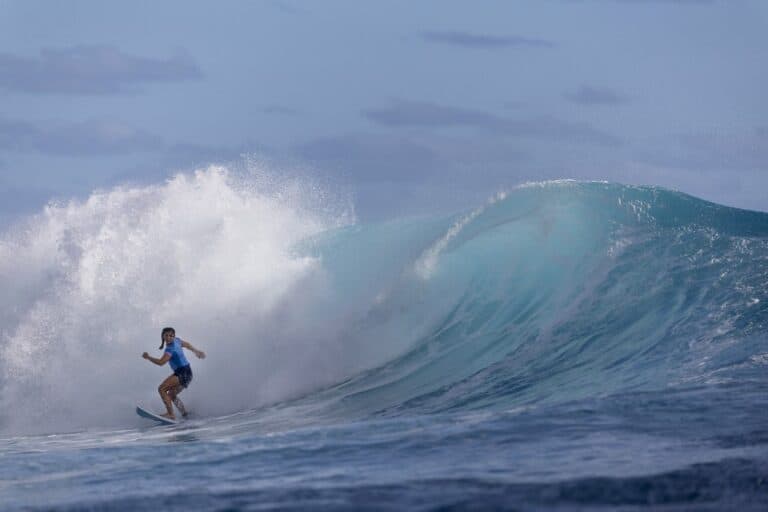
[142,327,206,420]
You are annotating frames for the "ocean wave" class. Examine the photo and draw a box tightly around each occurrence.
[1,175,767,434]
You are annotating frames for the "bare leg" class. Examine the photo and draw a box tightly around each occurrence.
[158,375,181,419]
[169,385,188,417]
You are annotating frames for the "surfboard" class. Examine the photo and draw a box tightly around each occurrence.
[136,405,178,425]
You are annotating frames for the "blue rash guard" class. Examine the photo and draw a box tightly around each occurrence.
[164,337,190,371]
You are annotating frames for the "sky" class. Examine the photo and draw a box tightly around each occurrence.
[0,0,766,224]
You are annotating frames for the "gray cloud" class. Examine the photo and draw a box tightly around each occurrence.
[422,31,554,49]
[364,100,622,146]
[0,45,203,94]
[0,116,165,156]
[564,85,630,106]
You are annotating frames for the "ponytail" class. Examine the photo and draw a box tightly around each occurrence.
[160,327,175,349]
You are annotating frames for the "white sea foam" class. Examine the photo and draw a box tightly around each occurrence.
[0,165,356,433]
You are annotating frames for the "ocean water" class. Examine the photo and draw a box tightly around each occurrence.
[1,168,767,510]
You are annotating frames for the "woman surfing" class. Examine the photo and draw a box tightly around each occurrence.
[142,327,206,420]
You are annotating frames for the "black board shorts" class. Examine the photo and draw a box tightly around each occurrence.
[174,365,193,388]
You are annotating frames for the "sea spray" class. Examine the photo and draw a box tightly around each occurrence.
[0,165,356,433]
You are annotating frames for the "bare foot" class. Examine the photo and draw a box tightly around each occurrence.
[160,413,176,420]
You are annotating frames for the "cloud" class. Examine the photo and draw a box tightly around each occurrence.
[0,116,165,156]
[564,85,630,106]
[0,45,203,94]
[364,100,622,146]
[421,31,554,49]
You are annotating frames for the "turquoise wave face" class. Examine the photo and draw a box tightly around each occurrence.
[300,182,768,419]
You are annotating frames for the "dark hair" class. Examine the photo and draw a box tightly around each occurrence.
[160,327,175,349]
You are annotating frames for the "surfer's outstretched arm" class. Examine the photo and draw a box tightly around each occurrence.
[142,352,170,366]
[180,339,206,359]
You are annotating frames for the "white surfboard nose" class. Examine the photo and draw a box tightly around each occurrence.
[136,405,178,425]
